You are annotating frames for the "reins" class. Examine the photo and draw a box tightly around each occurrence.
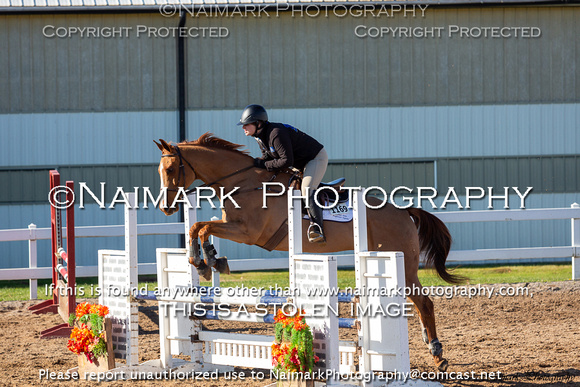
[162,144,255,195]
[189,165,255,195]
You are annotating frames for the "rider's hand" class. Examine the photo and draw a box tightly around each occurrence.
[253,158,266,169]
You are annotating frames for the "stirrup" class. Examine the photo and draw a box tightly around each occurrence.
[307,223,325,243]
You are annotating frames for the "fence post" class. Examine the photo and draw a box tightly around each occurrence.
[125,193,138,281]
[288,190,303,290]
[28,223,38,300]
[125,193,139,365]
[572,203,580,281]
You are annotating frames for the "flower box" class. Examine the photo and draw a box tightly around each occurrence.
[76,317,115,375]
[67,302,114,377]
[271,310,319,385]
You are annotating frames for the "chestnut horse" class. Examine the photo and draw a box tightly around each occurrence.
[155,133,461,371]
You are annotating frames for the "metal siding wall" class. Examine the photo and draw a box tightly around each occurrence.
[441,193,578,252]
[186,104,580,161]
[181,6,579,109]
[0,13,176,114]
[0,111,176,166]
[437,155,580,195]
[2,7,580,114]
[0,104,577,200]
[0,169,48,204]
[324,161,435,189]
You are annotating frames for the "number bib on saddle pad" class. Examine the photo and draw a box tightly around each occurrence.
[303,199,353,222]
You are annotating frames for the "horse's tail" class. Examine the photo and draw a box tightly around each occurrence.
[407,207,466,284]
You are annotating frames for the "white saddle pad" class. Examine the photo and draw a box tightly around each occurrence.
[303,200,352,223]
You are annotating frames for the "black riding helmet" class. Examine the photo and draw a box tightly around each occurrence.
[237,104,268,126]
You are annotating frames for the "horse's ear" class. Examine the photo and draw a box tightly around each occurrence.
[159,139,172,152]
[154,140,163,151]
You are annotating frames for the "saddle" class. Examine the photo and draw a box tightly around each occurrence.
[288,171,349,211]
[315,177,350,205]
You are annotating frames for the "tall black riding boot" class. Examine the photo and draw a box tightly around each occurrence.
[306,194,325,243]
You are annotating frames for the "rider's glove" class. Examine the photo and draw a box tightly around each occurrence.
[253,158,266,169]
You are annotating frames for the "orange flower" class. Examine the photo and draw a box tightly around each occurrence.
[67,326,93,356]
[75,302,91,318]
[293,319,307,331]
[274,309,285,322]
[275,309,294,327]
[89,304,109,317]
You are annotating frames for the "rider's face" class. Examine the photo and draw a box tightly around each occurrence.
[243,123,257,136]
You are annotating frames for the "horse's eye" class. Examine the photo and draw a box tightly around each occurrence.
[166,167,174,173]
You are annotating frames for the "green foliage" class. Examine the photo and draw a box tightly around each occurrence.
[272,312,317,373]
[291,325,315,372]
[91,338,107,358]
[274,320,285,342]
[68,313,76,326]
[85,313,105,336]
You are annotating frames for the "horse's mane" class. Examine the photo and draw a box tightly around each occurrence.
[180,132,250,156]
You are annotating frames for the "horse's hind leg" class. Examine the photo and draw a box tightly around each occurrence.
[406,276,449,372]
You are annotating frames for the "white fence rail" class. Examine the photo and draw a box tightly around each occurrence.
[1,204,579,299]
[438,204,580,264]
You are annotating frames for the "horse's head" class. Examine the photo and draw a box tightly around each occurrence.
[155,139,196,216]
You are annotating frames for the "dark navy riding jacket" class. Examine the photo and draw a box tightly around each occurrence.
[253,122,324,171]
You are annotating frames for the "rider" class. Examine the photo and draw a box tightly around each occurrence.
[238,104,328,243]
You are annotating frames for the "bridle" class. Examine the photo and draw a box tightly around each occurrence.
[161,145,196,193]
[161,145,253,194]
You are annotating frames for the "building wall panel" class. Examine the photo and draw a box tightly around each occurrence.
[0,111,176,167]
[0,13,177,114]
[187,103,580,161]
[2,7,580,114]
[1,103,577,169]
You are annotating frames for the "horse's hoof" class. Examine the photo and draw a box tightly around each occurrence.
[215,257,230,275]
[189,256,198,266]
[196,262,213,281]
[434,355,448,372]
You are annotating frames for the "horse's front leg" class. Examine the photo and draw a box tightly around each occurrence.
[198,219,251,275]
[188,220,243,277]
